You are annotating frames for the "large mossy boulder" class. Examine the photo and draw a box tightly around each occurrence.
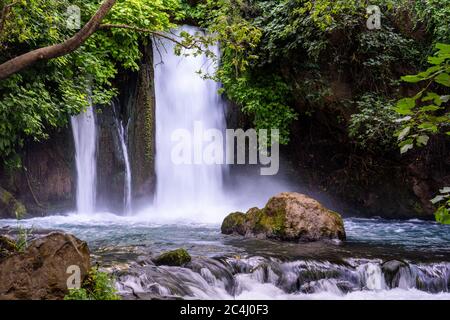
[0,232,90,300]
[153,249,191,266]
[221,192,346,242]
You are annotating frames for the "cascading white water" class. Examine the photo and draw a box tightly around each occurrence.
[152,26,226,219]
[71,104,97,214]
[116,118,132,215]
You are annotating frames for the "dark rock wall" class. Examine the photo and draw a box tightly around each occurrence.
[126,42,157,207]
[0,128,75,217]
[95,103,127,214]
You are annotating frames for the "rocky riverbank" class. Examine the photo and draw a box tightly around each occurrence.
[0,231,90,300]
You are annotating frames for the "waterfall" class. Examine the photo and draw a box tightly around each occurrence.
[71,104,97,214]
[152,26,226,219]
[115,115,132,215]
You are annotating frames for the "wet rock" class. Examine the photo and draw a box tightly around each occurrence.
[381,259,410,288]
[154,248,191,266]
[0,187,26,219]
[0,232,90,300]
[221,192,346,242]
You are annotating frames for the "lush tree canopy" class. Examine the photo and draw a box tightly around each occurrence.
[0,0,179,165]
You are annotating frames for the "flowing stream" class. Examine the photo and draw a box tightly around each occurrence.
[70,104,97,214]
[1,216,449,299]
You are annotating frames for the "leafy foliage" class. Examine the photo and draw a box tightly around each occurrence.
[64,267,120,300]
[349,94,398,152]
[188,0,427,145]
[413,0,450,43]
[0,0,179,163]
[394,43,450,154]
[431,187,450,225]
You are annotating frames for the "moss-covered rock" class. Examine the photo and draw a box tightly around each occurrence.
[0,187,26,219]
[221,212,247,235]
[0,235,17,260]
[221,192,346,242]
[154,249,191,266]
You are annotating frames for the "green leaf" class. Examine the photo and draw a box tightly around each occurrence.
[435,206,450,225]
[435,73,450,87]
[394,98,416,115]
[416,135,429,146]
[431,195,445,204]
[397,126,410,141]
[400,143,413,154]
[401,75,422,83]
[418,122,439,133]
[420,105,441,112]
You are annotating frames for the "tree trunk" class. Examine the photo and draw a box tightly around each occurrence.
[0,0,117,80]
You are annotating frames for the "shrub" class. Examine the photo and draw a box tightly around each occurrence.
[64,268,121,300]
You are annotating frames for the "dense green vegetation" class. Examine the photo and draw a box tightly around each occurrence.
[0,0,178,166]
[187,0,448,146]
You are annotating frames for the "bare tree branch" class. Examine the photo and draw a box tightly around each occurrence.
[0,0,117,80]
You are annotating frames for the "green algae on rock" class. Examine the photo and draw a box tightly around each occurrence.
[154,248,192,266]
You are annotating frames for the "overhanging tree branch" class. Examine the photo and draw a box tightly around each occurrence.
[99,24,204,51]
[0,0,117,80]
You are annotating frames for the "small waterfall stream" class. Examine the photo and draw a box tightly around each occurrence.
[116,116,132,215]
[71,104,97,214]
[152,26,226,219]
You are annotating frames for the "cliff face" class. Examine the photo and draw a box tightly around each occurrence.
[97,41,157,213]
[0,127,75,217]
[126,42,157,207]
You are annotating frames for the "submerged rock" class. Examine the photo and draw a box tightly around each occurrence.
[381,259,410,288]
[0,232,90,300]
[154,248,191,266]
[221,192,346,242]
